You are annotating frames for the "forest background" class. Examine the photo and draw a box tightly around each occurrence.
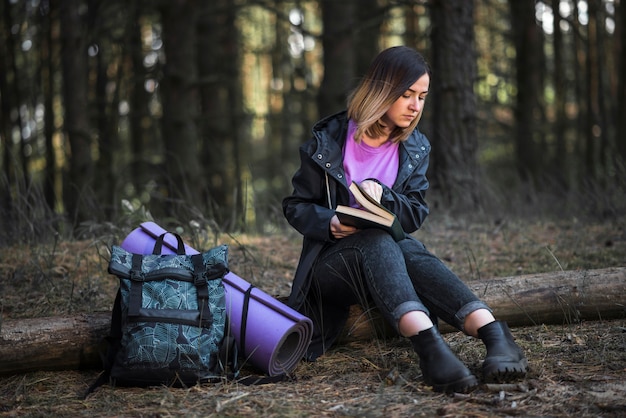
[1,0,625,242]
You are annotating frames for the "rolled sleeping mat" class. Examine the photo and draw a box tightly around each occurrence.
[120,222,313,376]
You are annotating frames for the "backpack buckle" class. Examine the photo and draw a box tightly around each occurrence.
[129,269,145,282]
[193,271,208,287]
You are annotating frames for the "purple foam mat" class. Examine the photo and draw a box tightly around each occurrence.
[120,222,313,376]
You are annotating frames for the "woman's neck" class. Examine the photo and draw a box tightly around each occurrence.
[362,132,390,148]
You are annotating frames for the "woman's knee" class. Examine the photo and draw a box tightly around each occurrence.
[356,229,402,256]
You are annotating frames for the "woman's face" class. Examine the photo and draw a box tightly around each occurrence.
[381,73,430,131]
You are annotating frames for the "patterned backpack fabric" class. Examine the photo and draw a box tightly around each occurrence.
[95,233,237,389]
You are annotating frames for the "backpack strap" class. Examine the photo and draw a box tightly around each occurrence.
[236,284,290,385]
[218,329,239,378]
[239,284,255,358]
[153,232,186,255]
[191,253,213,324]
[84,289,123,398]
[127,254,144,318]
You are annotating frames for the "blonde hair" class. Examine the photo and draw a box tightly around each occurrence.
[347,46,431,143]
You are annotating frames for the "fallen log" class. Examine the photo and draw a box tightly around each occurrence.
[341,266,626,341]
[0,314,110,375]
[1,267,625,376]
[465,266,626,327]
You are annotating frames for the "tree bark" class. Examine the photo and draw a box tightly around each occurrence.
[550,0,567,189]
[60,0,93,224]
[617,0,626,165]
[585,0,602,182]
[197,0,245,231]
[509,0,544,185]
[0,0,15,241]
[0,314,110,375]
[317,0,358,117]
[1,268,624,376]
[129,3,157,197]
[429,0,481,209]
[159,0,205,215]
[41,0,58,213]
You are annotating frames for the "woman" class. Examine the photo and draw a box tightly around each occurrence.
[282,46,527,393]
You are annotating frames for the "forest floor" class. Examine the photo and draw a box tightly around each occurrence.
[0,211,625,417]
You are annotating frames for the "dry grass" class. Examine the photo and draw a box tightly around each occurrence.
[1,212,625,417]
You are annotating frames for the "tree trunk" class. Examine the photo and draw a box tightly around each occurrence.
[198,1,234,229]
[572,0,587,186]
[585,0,602,182]
[429,0,480,209]
[593,1,609,184]
[1,268,624,376]
[0,0,15,240]
[617,0,626,165]
[316,0,381,118]
[550,0,567,189]
[60,0,93,224]
[129,4,157,197]
[197,0,245,231]
[93,26,117,220]
[40,1,57,212]
[159,0,205,215]
[317,0,358,117]
[269,1,296,224]
[355,0,383,78]
[509,0,544,185]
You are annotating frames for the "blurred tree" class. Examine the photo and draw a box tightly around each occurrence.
[571,0,587,185]
[40,0,58,212]
[317,0,382,118]
[550,0,567,189]
[197,0,245,230]
[128,3,157,207]
[0,0,15,220]
[509,0,544,185]
[317,0,359,117]
[268,1,298,223]
[430,0,480,209]
[585,0,603,182]
[355,0,384,77]
[91,0,122,220]
[618,0,626,165]
[159,0,206,216]
[267,1,322,227]
[60,0,94,225]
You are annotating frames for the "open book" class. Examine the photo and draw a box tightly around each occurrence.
[336,181,405,242]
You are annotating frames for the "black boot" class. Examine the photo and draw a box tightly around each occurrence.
[410,327,478,393]
[478,321,528,382]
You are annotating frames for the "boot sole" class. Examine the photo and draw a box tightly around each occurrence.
[483,357,528,383]
[428,374,479,394]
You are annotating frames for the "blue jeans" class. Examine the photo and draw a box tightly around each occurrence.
[309,229,490,338]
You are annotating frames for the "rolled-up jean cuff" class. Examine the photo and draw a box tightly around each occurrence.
[455,301,492,333]
[392,301,429,331]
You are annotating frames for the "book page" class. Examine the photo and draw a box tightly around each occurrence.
[349,182,393,220]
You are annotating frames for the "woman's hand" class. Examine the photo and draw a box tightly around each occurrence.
[359,180,383,203]
[330,215,358,239]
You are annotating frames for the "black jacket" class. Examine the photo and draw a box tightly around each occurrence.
[282,111,431,355]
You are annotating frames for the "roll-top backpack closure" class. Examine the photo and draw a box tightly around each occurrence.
[118,234,223,328]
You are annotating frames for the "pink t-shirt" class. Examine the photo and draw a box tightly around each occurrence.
[343,120,399,206]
